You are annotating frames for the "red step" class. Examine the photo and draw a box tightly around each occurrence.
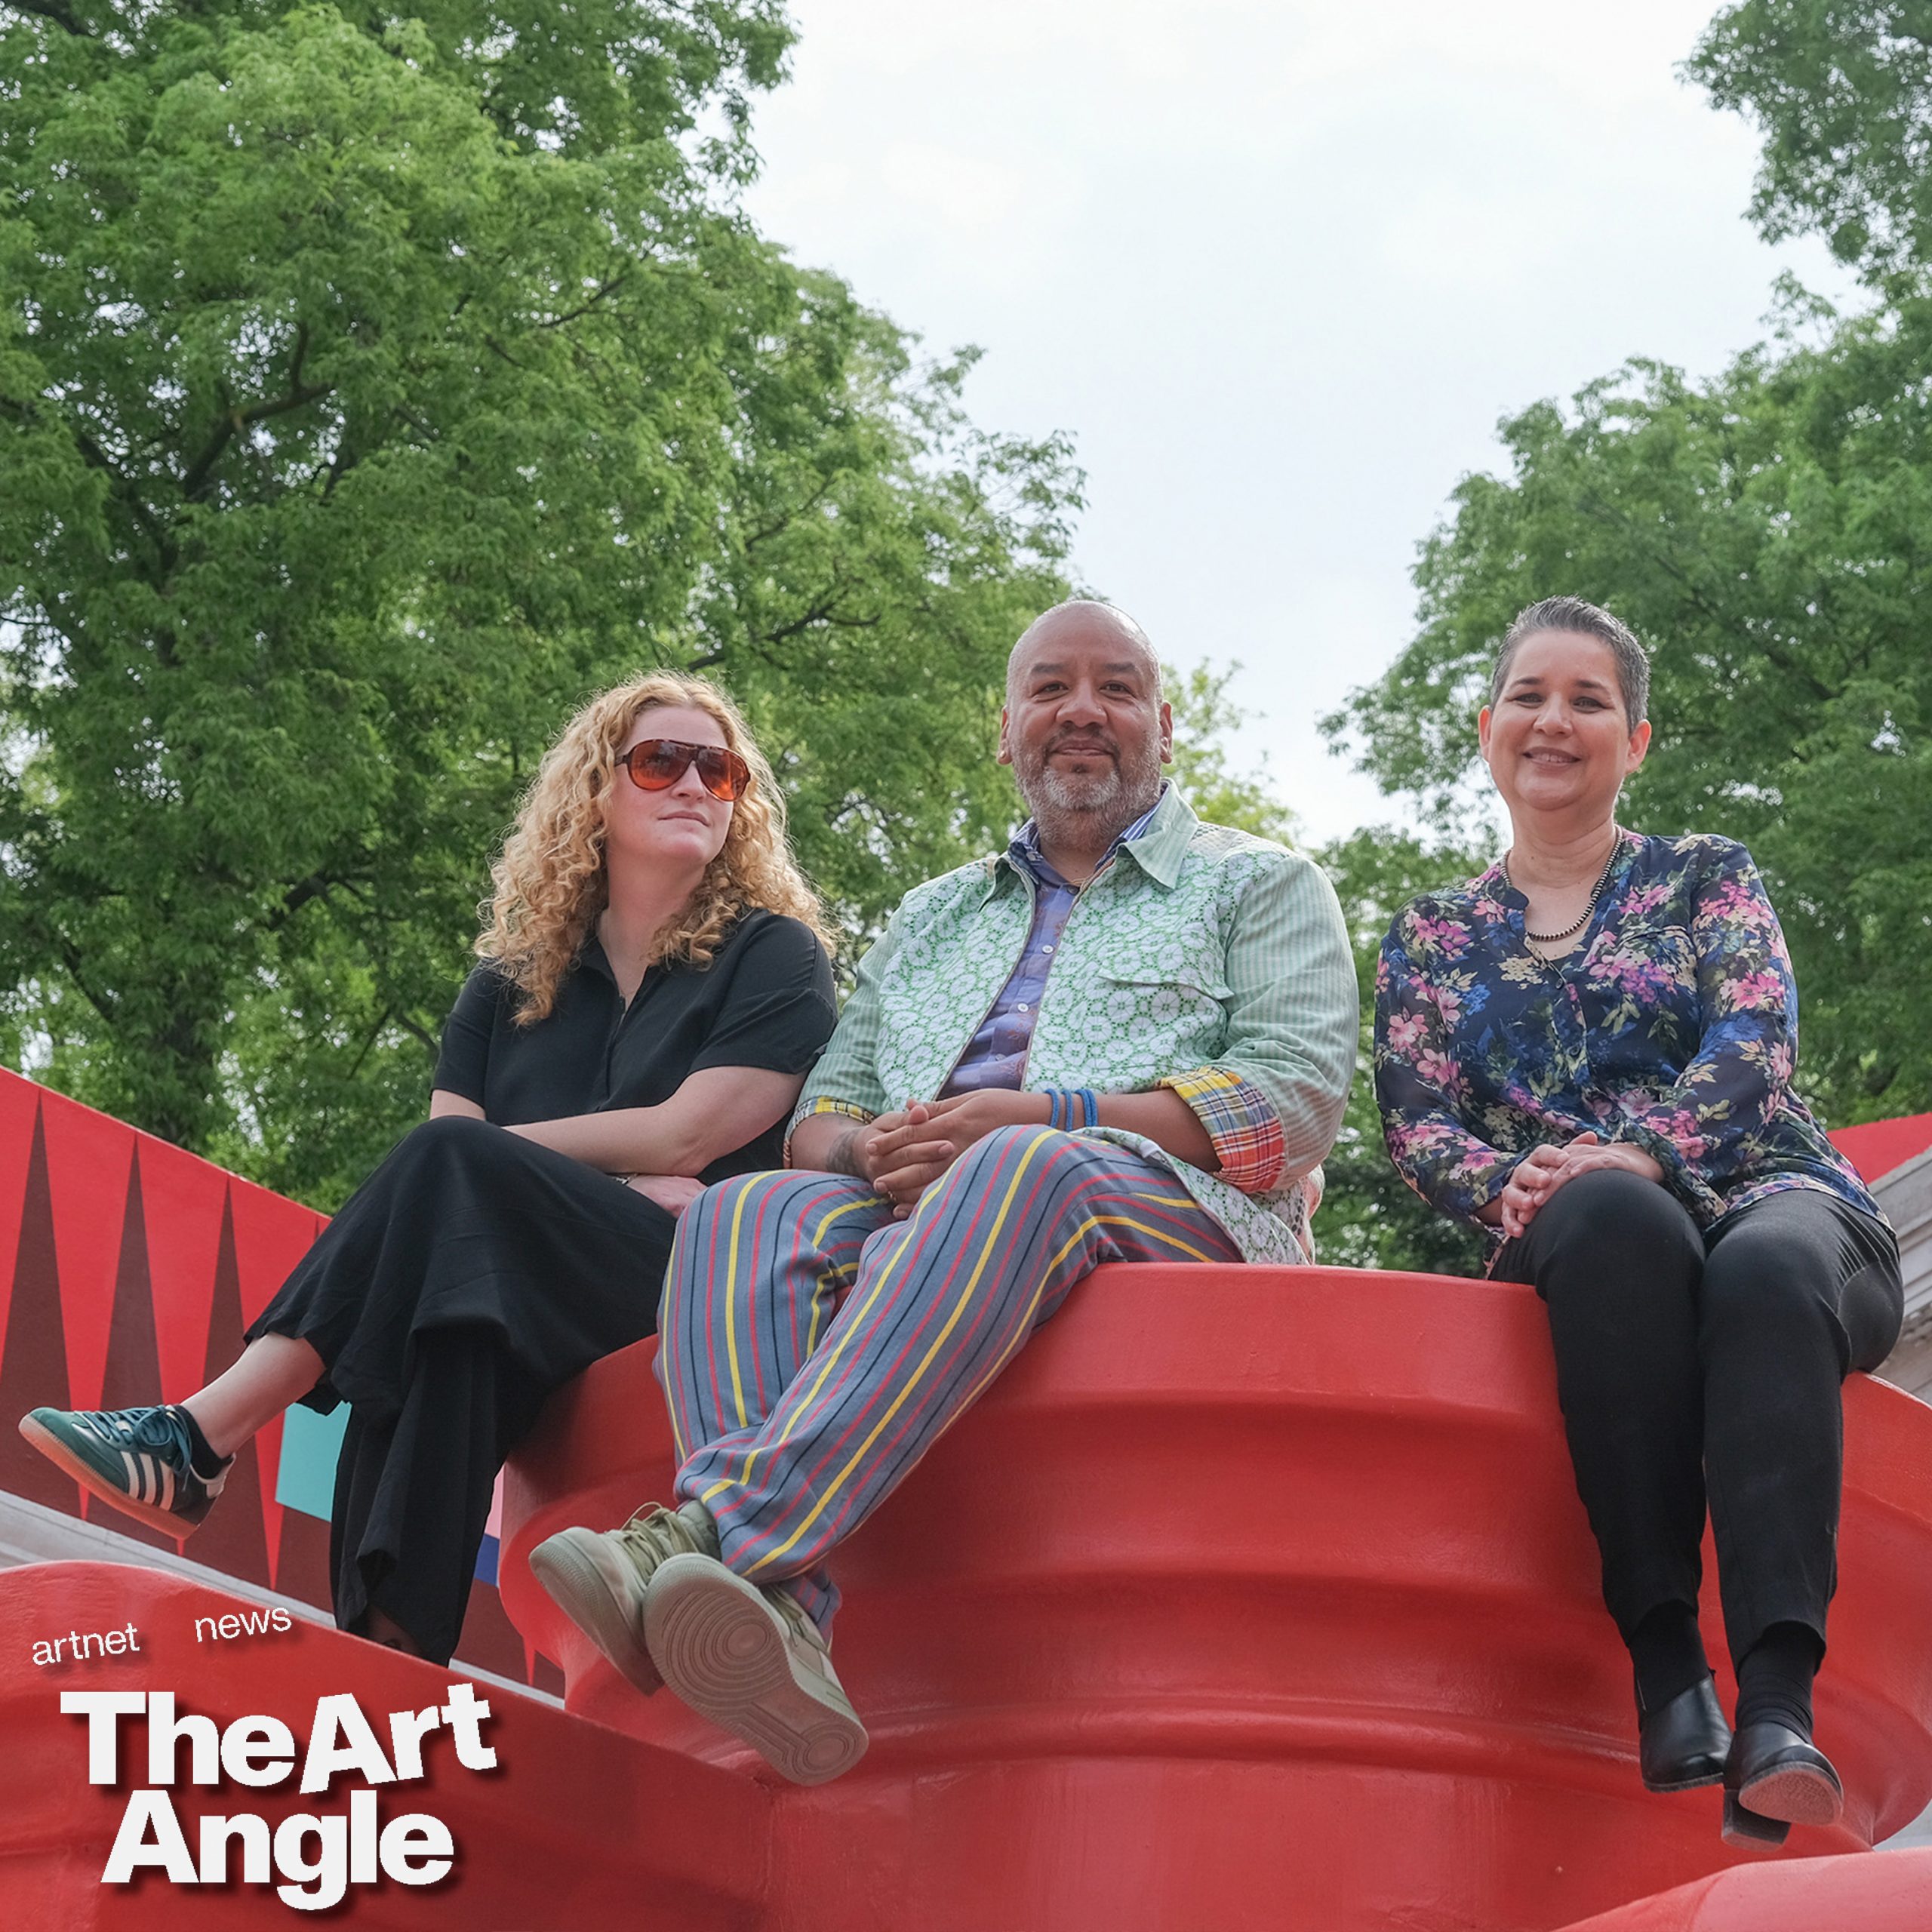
[502,1264,1932,1932]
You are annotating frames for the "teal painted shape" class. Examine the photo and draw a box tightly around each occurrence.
[275,1402,349,1521]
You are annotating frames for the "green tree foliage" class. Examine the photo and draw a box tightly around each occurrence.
[1161,660,1297,844]
[1314,829,1490,1275]
[1329,5,1932,1140]
[1,0,1077,1204]
[1690,0,1932,281]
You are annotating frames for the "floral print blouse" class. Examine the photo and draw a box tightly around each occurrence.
[1374,830,1881,1254]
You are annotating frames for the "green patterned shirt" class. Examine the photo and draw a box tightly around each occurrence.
[791,786,1358,1263]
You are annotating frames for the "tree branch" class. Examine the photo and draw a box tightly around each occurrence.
[481,334,532,371]
[758,600,881,647]
[343,1007,392,1083]
[180,324,334,500]
[66,423,179,581]
[535,270,632,330]
[394,1011,441,1058]
[261,870,352,935]
[1577,487,1837,703]
[14,0,91,35]
[321,438,361,497]
[743,480,833,550]
[57,937,117,1024]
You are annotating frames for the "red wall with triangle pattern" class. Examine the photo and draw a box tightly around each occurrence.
[0,1068,555,1690]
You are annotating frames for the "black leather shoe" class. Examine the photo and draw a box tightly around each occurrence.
[1638,1677,1730,1792]
[1727,1719,1843,1828]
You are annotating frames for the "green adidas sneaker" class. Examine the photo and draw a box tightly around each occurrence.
[18,1404,230,1536]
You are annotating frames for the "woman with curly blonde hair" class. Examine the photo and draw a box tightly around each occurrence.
[21,672,838,1664]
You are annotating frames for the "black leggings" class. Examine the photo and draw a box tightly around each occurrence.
[1492,1173,1903,1669]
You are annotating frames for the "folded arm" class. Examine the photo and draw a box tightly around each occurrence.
[1156,853,1357,1193]
[503,1066,808,1176]
[848,1086,1219,1211]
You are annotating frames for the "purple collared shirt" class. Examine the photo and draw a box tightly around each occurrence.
[940,789,1168,1096]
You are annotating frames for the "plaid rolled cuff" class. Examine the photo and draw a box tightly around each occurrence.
[1158,1069,1285,1194]
[783,1096,877,1168]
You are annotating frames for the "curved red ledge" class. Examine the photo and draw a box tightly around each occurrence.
[1560,1848,1932,1928]
[500,1264,1932,1932]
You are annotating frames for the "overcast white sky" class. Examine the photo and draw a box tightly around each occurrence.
[739,0,1853,841]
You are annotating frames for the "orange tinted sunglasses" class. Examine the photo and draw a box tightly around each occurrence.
[620,739,752,801]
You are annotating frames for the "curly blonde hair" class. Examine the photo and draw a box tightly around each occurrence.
[480,672,830,1025]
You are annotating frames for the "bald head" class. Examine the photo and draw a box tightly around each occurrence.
[1006,600,1161,701]
[998,598,1171,860]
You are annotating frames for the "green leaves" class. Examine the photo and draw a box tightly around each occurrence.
[1163,661,1299,847]
[1,0,1078,1200]
[1310,829,1490,1277]
[1689,2,1932,281]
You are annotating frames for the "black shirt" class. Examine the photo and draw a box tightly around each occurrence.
[432,911,837,1183]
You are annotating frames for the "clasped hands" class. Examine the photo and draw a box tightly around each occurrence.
[843,1091,1053,1217]
[1496,1131,1664,1240]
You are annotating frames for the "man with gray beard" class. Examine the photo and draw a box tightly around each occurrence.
[529,599,1358,1785]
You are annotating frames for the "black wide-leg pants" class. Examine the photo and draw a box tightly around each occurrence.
[248,1116,678,1664]
[1492,1171,1903,1670]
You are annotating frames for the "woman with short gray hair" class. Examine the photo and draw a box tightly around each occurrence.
[1373,596,1901,1847]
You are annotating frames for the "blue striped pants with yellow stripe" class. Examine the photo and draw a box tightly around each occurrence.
[657,1123,1241,1634]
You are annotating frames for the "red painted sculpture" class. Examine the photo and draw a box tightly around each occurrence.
[500,1266,1932,1932]
[3,1066,1930,1927]
[0,1068,539,1684]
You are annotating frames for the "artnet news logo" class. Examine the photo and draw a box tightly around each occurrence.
[61,1683,500,1912]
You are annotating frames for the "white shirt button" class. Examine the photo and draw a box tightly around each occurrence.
[1017,1004,1029,1014]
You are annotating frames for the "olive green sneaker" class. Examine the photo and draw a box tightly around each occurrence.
[645,1554,867,1786]
[528,1503,718,1697]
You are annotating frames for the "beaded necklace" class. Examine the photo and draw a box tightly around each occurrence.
[1503,832,1621,953]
